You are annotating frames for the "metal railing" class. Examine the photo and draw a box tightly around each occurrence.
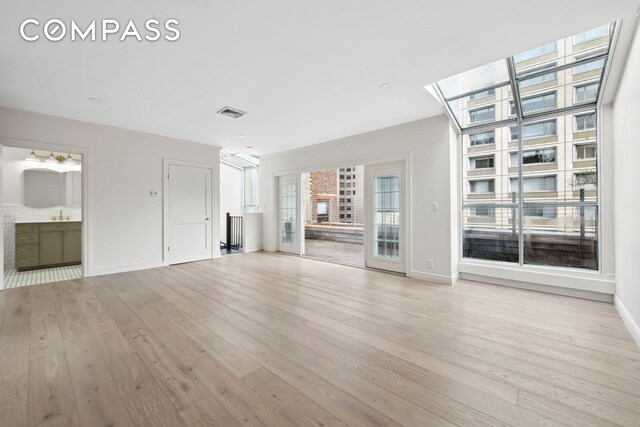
[221,212,243,252]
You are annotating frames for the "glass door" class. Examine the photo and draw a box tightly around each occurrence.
[365,162,406,273]
[278,175,302,254]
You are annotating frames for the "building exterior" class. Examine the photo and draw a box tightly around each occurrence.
[444,24,609,269]
[303,166,364,225]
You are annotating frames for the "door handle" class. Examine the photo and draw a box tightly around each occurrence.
[205,218,210,221]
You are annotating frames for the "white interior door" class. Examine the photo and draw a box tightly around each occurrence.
[168,164,212,264]
[278,174,302,255]
[365,161,406,273]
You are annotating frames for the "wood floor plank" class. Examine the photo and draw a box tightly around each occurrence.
[28,351,76,427]
[0,289,32,427]
[63,333,135,426]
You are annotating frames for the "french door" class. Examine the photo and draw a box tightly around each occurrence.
[365,161,406,273]
[278,175,302,254]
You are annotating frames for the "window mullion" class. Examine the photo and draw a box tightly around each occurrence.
[506,57,525,266]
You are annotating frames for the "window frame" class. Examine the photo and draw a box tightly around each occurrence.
[468,179,495,194]
[574,142,597,161]
[469,155,495,170]
[574,112,596,132]
[574,82,599,104]
[468,105,496,124]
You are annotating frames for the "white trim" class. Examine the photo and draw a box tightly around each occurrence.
[410,270,459,285]
[458,260,615,294]
[615,295,640,348]
[462,272,613,302]
[89,262,165,277]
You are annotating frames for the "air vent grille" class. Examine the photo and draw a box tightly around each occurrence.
[217,107,247,119]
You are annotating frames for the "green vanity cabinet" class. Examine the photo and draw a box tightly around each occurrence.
[16,222,81,271]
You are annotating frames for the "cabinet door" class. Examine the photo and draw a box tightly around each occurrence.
[39,230,63,265]
[62,229,81,263]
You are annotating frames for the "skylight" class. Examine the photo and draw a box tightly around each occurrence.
[432,22,616,131]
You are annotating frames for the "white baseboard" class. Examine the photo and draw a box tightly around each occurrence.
[89,262,165,277]
[615,295,640,348]
[409,270,459,285]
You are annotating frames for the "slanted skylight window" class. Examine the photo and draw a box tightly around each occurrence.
[433,22,617,272]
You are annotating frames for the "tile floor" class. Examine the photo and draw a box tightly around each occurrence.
[4,264,82,288]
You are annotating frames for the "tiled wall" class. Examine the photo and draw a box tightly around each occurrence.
[4,204,82,268]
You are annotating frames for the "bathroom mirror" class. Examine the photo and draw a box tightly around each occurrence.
[24,169,81,208]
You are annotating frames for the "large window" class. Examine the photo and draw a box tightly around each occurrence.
[469,106,495,124]
[510,175,557,192]
[513,42,556,63]
[575,112,596,131]
[469,155,494,170]
[469,88,495,100]
[469,179,495,193]
[575,143,596,160]
[574,25,608,44]
[436,23,611,271]
[510,119,557,140]
[520,91,557,114]
[510,148,556,166]
[469,131,495,146]
[575,83,599,103]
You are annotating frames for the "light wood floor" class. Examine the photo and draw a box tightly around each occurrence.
[1,252,639,427]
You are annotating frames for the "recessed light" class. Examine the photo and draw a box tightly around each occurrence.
[246,146,253,149]
[380,83,391,89]
[88,97,102,103]
[239,135,246,138]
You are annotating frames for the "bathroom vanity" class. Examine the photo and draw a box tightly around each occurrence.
[15,221,81,271]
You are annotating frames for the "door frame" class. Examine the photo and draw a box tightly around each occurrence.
[0,137,90,288]
[364,160,408,274]
[276,174,304,255]
[163,158,219,266]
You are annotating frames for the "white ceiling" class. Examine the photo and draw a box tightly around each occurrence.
[1,1,638,155]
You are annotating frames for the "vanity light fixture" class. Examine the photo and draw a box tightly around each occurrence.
[45,152,58,163]
[25,149,39,161]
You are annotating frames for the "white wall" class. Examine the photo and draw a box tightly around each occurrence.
[260,114,460,283]
[0,108,221,281]
[220,163,244,239]
[612,21,640,343]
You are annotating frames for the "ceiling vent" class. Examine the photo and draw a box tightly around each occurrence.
[217,106,247,119]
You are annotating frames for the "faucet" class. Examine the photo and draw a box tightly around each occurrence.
[59,209,64,221]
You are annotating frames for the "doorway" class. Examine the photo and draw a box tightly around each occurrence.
[301,166,365,267]
[2,146,83,289]
[165,162,214,265]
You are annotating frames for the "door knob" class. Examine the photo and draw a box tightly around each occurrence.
[205,217,210,221]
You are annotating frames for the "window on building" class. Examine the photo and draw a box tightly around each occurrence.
[469,179,495,193]
[510,119,557,140]
[521,91,556,114]
[346,214,352,219]
[574,51,606,74]
[575,112,596,131]
[317,200,329,223]
[346,198,351,203]
[339,174,345,179]
[519,62,557,88]
[575,83,599,103]
[469,88,495,101]
[574,25,608,44]
[469,131,495,146]
[469,106,495,124]
[339,190,345,195]
[346,191,352,195]
[469,207,495,217]
[510,175,557,192]
[469,155,495,170]
[525,206,557,218]
[339,214,345,219]
[575,143,596,160]
[513,42,556,63]
[510,148,556,166]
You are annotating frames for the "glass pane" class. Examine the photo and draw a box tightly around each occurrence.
[462,206,519,263]
[438,60,510,99]
[281,182,296,244]
[524,205,598,270]
[373,175,400,259]
[463,125,517,205]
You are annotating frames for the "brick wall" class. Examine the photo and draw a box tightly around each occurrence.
[309,169,338,223]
